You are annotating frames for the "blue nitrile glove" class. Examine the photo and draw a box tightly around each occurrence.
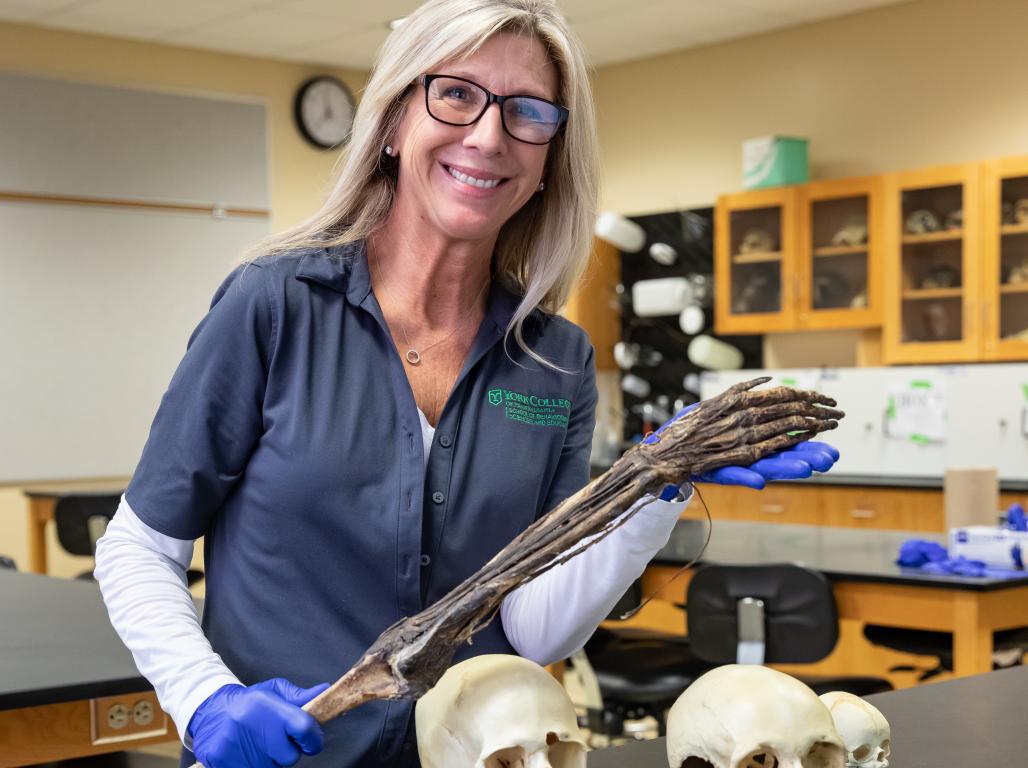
[1006,503,1027,532]
[643,402,840,498]
[896,539,948,568]
[188,678,331,768]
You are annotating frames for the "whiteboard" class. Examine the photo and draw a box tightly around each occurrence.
[0,73,269,483]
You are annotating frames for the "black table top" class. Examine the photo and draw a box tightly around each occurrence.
[0,571,196,710]
[588,665,1028,767]
[654,519,1028,592]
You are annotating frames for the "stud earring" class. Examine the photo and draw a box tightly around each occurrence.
[537,182,545,192]
[384,145,395,157]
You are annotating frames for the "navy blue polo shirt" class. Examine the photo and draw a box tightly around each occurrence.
[125,241,597,767]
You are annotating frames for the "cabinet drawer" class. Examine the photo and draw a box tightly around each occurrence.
[694,483,821,525]
[820,487,942,531]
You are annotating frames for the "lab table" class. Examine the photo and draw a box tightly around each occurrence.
[587,664,1028,767]
[0,571,180,766]
[631,519,1028,677]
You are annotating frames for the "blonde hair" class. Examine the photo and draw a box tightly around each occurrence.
[247,0,599,369]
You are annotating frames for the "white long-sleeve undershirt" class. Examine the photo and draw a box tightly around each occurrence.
[94,410,688,741]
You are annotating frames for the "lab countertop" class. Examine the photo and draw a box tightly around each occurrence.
[0,571,200,710]
[587,664,1028,768]
[653,518,1028,592]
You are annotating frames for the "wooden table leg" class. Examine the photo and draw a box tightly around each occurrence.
[952,592,993,677]
[26,498,53,575]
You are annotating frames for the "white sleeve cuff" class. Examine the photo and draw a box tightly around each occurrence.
[500,486,691,665]
[94,495,242,744]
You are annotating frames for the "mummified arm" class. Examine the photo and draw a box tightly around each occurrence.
[295,377,843,725]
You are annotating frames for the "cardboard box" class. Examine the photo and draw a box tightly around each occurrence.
[742,135,809,189]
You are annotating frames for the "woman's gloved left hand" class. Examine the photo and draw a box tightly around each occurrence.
[642,401,840,499]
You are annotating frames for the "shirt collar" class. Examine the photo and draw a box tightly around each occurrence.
[294,238,522,334]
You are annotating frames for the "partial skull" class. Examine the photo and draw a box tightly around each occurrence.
[818,692,890,768]
[904,210,940,234]
[666,665,845,768]
[416,655,587,768]
[831,222,868,247]
[739,229,776,254]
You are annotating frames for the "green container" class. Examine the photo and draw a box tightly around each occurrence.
[742,135,809,189]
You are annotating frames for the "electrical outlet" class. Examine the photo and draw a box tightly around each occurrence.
[91,692,168,744]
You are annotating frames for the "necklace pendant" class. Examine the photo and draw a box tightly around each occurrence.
[405,349,421,365]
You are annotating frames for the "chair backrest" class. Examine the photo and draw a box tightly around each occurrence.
[53,494,121,557]
[686,563,839,665]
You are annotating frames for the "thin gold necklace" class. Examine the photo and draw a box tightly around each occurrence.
[370,254,491,366]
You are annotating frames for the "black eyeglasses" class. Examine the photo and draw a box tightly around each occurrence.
[419,73,568,146]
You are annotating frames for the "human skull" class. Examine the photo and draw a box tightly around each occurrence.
[944,208,963,230]
[1017,198,1028,224]
[666,665,845,768]
[904,209,940,234]
[818,692,890,768]
[831,222,868,247]
[740,229,775,254]
[416,655,587,768]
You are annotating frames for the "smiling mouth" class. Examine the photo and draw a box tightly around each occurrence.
[443,164,509,190]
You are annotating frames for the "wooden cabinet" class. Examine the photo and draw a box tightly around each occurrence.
[715,179,882,335]
[883,163,981,363]
[798,176,883,330]
[982,155,1028,361]
[819,486,942,531]
[714,186,800,334]
[693,482,951,532]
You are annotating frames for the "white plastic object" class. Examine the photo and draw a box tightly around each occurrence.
[613,341,638,370]
[594,211,646,252]
[416,655,587,768]
[621,373,651,398]
[631,277,693,317]
[667,665,846,768]
[819,691,891,768]
[687,334,743,371]
[648,242,678,266]
[679,305,705,335]
[682,372,701,394]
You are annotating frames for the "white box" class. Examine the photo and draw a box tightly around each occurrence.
[949,526,1028,569]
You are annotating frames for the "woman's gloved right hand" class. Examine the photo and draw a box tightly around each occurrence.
[188,678,331,768]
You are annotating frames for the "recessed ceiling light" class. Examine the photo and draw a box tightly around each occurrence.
[388,17,407,30]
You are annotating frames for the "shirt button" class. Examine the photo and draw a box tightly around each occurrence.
[431,491,445,504]
[420,554,431,567]
[438,434,452,448]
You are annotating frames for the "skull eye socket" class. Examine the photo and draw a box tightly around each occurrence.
[681,758,715,768]
[852,745,873,761]
[880,739,891,757]
[741,752,777,768]
[806,741,846,767]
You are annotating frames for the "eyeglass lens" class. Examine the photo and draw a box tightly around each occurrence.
[425,76,562,144]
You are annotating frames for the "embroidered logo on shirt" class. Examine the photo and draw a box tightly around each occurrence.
[487,388,571,428]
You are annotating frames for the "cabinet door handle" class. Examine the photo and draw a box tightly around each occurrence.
[851,508,876,519]
[761,503,785,514]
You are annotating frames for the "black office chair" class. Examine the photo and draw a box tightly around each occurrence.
[0,556,16,570]
[54,494,204,586]
[863,624,1028,681]
[580,563,891,738]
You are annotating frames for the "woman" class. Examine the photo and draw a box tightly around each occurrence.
[95,1,837,767]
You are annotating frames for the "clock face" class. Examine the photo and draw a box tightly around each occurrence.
[295,76,355,149]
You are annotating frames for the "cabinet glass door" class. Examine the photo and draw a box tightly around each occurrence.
[984,157,1028,360]
[883,165,979,363]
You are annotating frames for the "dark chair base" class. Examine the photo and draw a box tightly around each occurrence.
[864,624,1028,681]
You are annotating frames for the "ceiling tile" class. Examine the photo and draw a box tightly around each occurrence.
[0,0,86,23]
[279,25,390,69]
[274,0,420,26]
[160,6,361,53]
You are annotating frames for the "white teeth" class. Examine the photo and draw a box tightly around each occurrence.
[447,166,502,189]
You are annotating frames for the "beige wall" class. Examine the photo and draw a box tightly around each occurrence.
[591,0,1028,367]
[592,0,1028,214]
[0,21,367,577]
